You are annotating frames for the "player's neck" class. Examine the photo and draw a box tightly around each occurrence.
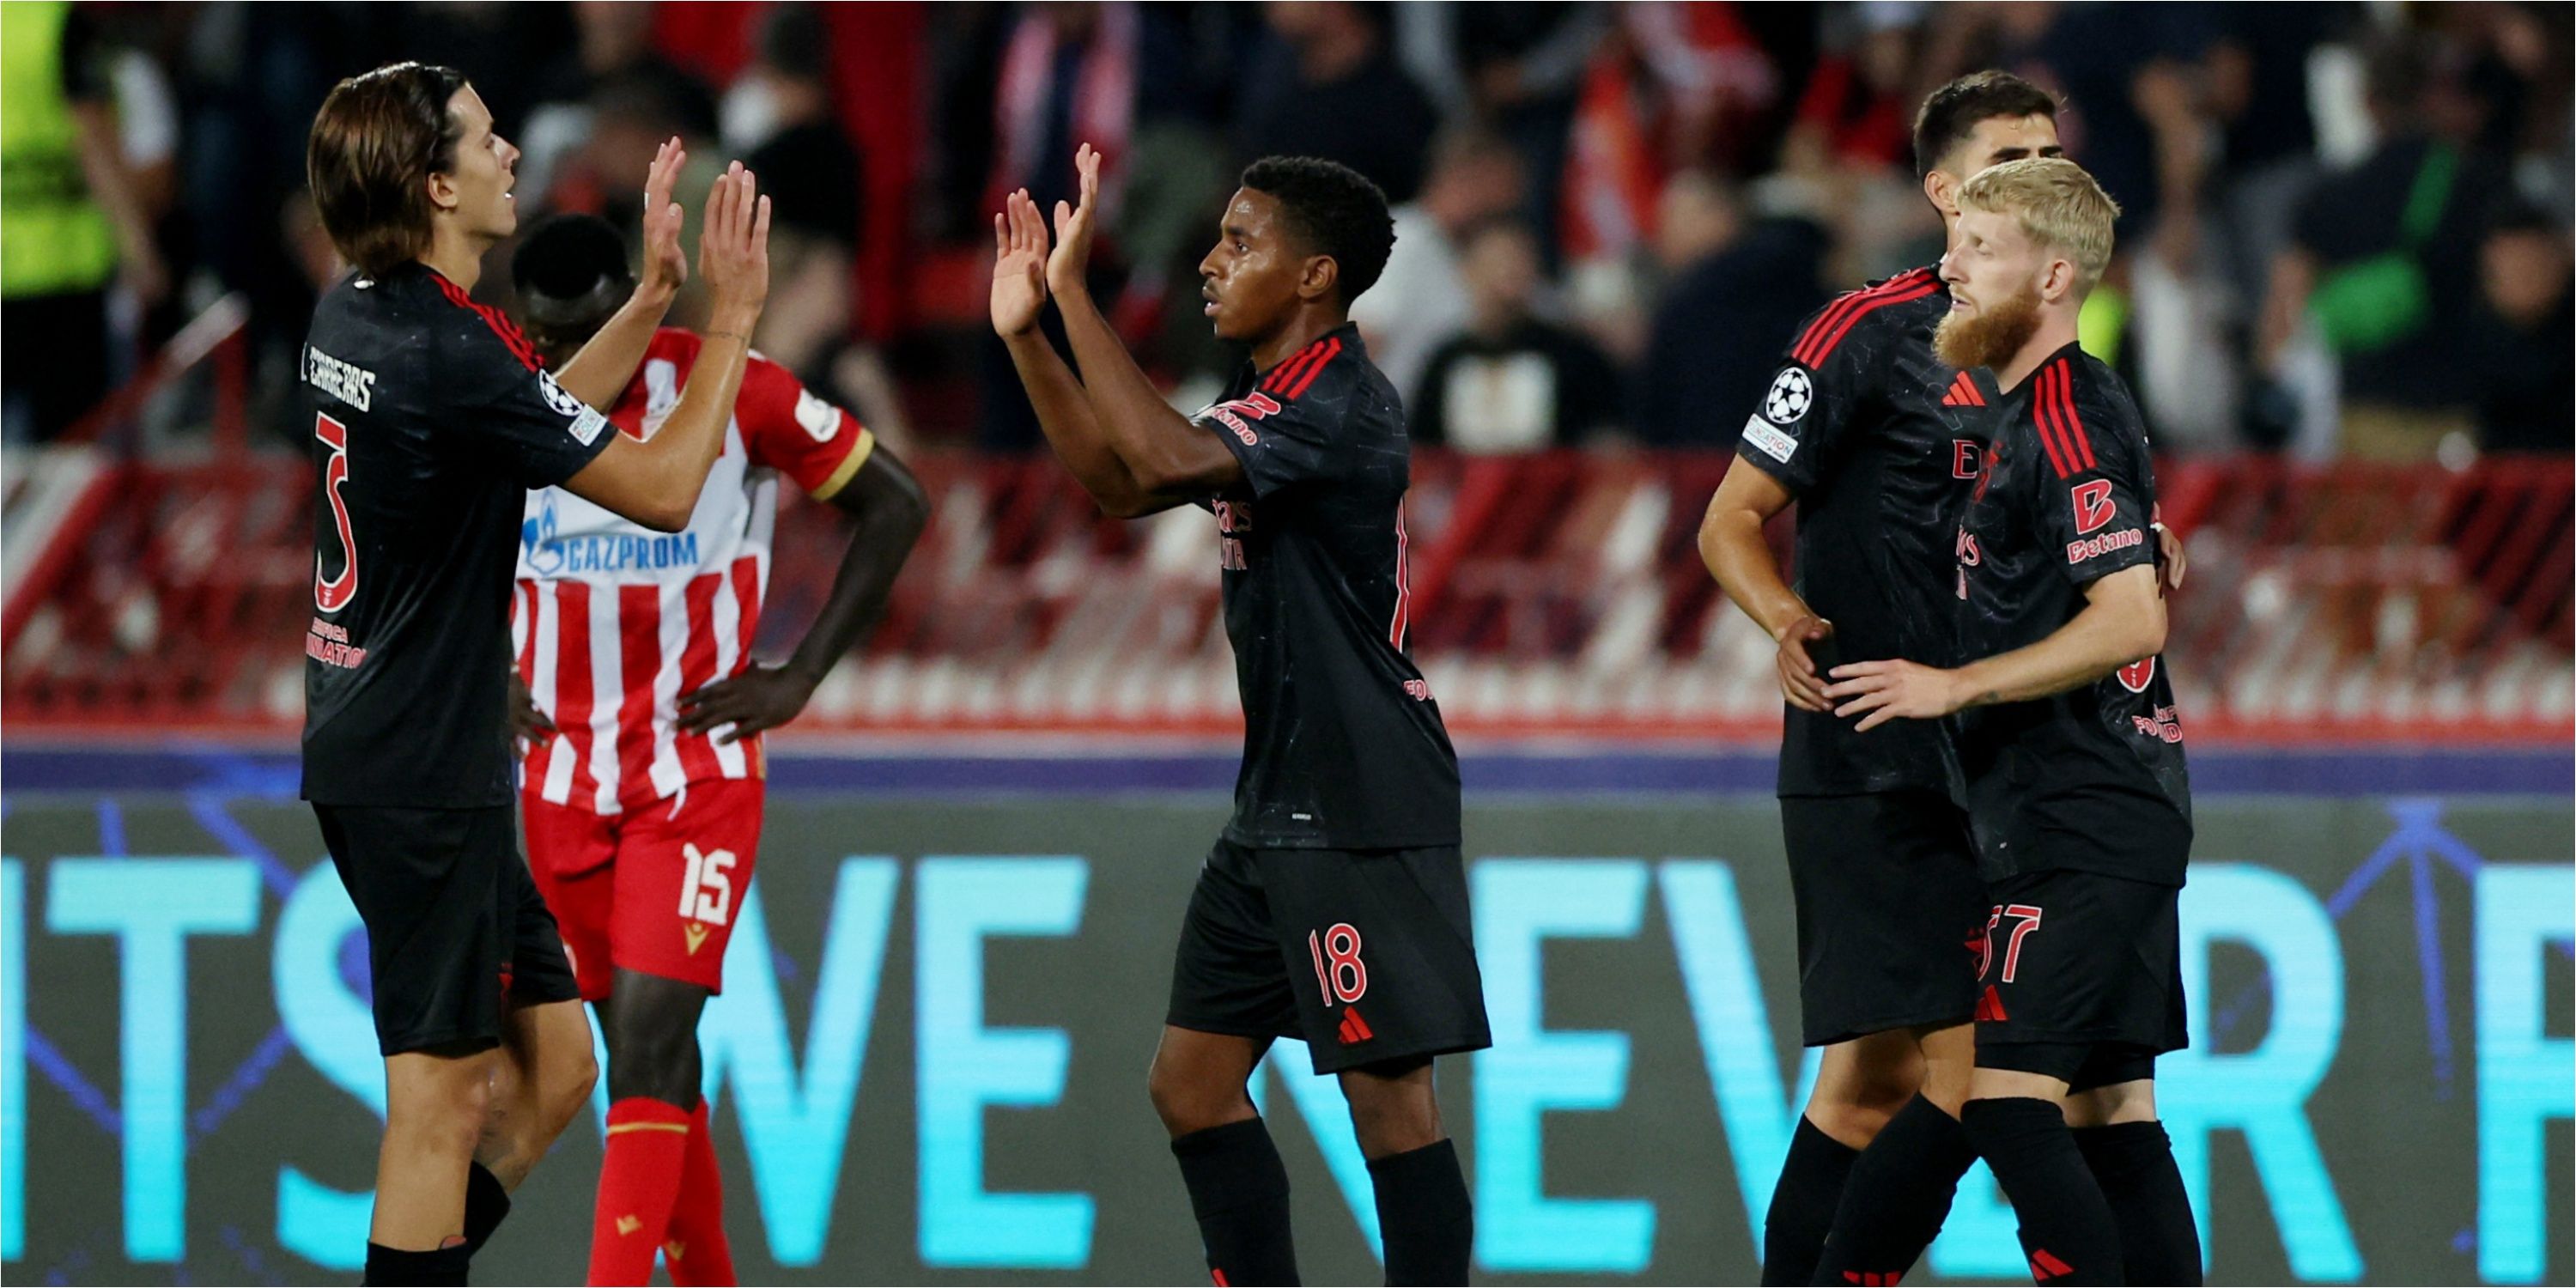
[1996,313,2081,393]
[1250,310,1347,374]
[417,226,486,294]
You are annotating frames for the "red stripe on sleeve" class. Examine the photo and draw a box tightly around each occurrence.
[674,571,723,782]
[614,584,662,806]
[2032,366,2076,478]
[1265,338,1325,394]
[432,274,543,371]
[1792,268,1931,366]
[553,580,597,803]
[1285,337,1342,399]
[2051,361,2098,470]
[515,580,545,787]
[1801,279,1940,368]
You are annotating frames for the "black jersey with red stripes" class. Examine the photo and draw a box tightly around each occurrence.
[1953,343,2190,885]
[1190,324,1460,848]
[300,262,614,808]
[1735,264,1997,796]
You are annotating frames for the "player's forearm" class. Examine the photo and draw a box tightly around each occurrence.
[1701,505,1813,639]
[1003,328,1156,514]
[1053,286,1215,494]
[628,331,752,526]
[553,283,676,408]
[782,458,931,687]
[1952,587,2166,709]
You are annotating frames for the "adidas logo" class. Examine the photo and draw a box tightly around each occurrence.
[1940,371,1986,407]
[1335,1005,1375,1046]
[2029,1248,2075,1281]
[1975,984,2008,1022]
[1841,1273,1902,1285]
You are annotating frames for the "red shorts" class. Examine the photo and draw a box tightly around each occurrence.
[521,777,764,1000]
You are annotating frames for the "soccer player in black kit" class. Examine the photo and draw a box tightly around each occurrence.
[1824,157,2200,1286]
[1700,74,2191,1286]
[993,145,1485,1285]
[300,64,770,1284]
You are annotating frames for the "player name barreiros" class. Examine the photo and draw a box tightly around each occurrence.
[304,344,377,412]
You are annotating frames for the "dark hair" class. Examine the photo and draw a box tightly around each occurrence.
[1239,155,1395,305]
[513,213,633,301]
[307,62,471,276]
[756,3,831,83]
[1911,70,2061,179]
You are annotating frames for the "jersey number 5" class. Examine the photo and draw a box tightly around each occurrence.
[314,412,358,612]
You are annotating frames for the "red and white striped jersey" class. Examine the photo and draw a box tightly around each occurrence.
[513,328,872,814]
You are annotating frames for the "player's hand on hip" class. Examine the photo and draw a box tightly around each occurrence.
[638,136,689,303]
[678,664,816,744]
[2153,520,2187,592]
[1824,659,1963,732]
[698,161,773,327]
[508,669,556,754]
[992,187,1051,338]
[1773,614,1834,713]
[1045,143,1101,299]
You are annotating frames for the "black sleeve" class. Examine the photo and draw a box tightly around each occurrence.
[1729,296,1882,493]
[440,318,616,489]
[1193,361,1360,499]
[2030,377,2159,589]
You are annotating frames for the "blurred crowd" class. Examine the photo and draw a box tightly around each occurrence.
[4,1,2570,464]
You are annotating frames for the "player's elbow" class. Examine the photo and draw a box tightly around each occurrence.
[2116,596,2167,661]
[630,492,697,533]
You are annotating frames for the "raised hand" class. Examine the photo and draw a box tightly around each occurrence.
[638,136,688,301]
[698,161,773,326]
[1045,143,1101,299]
[992,187,1050,337]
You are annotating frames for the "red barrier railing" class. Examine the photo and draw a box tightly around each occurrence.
[5,445,2568,744]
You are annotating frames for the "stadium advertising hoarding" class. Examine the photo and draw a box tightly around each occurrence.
[2,775,2568,1285]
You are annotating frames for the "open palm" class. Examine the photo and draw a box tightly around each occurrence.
[991,187,1050,337]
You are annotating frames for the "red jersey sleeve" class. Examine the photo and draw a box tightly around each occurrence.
[734,351,875,500]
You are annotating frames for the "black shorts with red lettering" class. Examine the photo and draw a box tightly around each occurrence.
[1166,839,1492,1076]
[1972,866,2189,1085]
[315,802,582,1056]
[1779,790,1988,1046]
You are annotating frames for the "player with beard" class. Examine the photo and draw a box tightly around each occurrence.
[993,146,1486,1285]
[1698,73,2176,1286]
[1824,157,2199,1286]
[301,63,770,1285]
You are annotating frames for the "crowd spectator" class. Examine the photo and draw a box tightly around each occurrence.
[2466,203,2574,454]
[1633,173,1827,447]
[6,1,2567,468]
[1352,126,1527,402]
[1,0,167,442]
[1236,3,1437,204]
[2261,36,2508,461]
[1411,218,1624,452]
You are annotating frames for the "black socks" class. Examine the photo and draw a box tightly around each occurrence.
[362,1242,470,1286]
[1761,1116,1858,1285]
[462,1162,512,1256]
[1959,1097,2123,1285]
[1173,1117,1302,1285]
[2075,1121,2202,1286]
[1367,1139,1473,1286]
[1809,1094,1978,1285]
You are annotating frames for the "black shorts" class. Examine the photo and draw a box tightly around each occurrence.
[1779,791,1986,1046]
[1972,868,2188,1084]
[1166,839,1492,1076]
[314,802,582,1056]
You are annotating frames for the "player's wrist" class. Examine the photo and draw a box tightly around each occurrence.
[705,306,762,340]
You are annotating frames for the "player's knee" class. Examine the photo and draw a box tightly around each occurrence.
[1145,1054,1249,1137]
[390,1060,494,1157]
[550,1043,600,1127]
